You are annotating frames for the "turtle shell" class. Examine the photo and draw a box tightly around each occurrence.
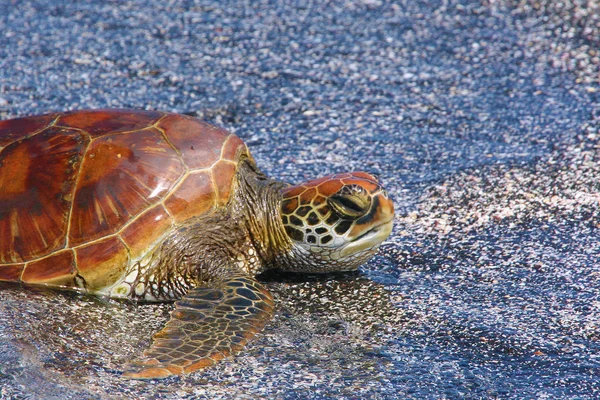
[0,109,251,290]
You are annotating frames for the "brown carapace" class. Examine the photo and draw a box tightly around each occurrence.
[0,109,394,379]
[0,109,247,288]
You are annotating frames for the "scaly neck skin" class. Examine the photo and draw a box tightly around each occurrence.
[126,159,290,301]
[232,159,292,274]
[134,159,288,299]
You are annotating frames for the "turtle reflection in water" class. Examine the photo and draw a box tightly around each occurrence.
[0,110,394,379]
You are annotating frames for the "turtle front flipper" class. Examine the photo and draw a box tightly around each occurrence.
[123,273,274,379]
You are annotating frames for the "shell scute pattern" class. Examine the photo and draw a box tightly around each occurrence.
[163,170,215,223]
[0,113,55,148]
[155,114,229,169]
[0,127,86,263]
[75,235,130,290]
[211,160,238,206]
[69,127,185,246]
[0,264,24,281]
[120,204,174,261]
[57,109,164,137]
[0,110,249,290]
[21,249,77,285]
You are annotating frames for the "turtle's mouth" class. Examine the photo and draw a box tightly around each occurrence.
[340,218,394,257]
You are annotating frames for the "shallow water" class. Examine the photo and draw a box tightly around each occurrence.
[1,0,599,398]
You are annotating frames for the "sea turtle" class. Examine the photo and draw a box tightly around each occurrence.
[0,109,394,379]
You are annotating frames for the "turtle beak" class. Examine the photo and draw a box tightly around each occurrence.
[340,218,393,257]
[340,194,394,257]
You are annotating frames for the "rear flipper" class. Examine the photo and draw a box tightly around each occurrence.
[123,273,274,379]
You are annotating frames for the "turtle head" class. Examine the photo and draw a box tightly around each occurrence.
[279,172,394,272]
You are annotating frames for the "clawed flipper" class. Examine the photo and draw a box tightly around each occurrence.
[123,273,274,379]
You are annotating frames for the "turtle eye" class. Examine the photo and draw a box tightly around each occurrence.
[328,186,371,218]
